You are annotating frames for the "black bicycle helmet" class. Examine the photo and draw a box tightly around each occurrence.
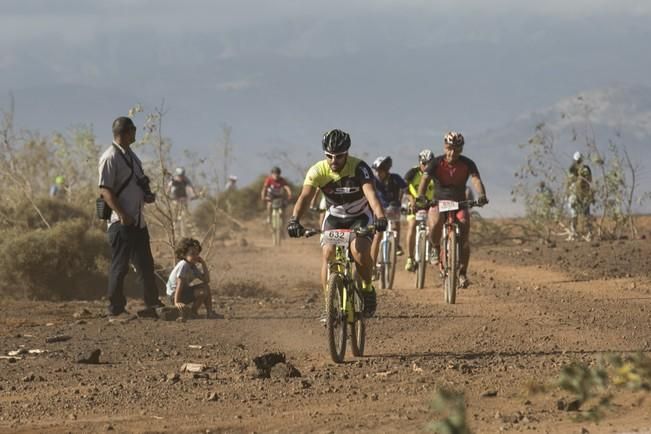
[372,156,392,171]
[271,166,281,175]
[322,129,351,153]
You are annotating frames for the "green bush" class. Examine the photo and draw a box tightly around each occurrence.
[0,219,109,300]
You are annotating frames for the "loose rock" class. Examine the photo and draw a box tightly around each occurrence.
[76,349,101,365]
[45,335,72,343]
[269,362,301,379]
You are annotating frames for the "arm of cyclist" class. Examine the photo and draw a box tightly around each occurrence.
[362,182,387,232]
[259,183,267,201]
[416,172,432,207]
[470,174,488,206]
[287,184,317,237]
[283,184,293,202]
[308,189,319,210]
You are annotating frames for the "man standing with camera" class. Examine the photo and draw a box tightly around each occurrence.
[98,116,164,316]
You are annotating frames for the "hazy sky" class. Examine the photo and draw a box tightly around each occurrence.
[2,1,650,213]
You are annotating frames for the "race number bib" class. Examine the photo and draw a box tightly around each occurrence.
[438,200,459,212]
[322,229,353,246]
[415,210,428,222]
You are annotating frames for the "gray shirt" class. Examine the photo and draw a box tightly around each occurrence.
[98,142,147,229]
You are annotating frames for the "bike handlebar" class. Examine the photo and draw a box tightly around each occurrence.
[303,225,377,238]
[414,199,483,211]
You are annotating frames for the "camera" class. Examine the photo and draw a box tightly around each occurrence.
[136,176,156,203]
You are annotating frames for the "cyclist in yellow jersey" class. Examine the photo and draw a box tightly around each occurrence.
[288,129,387,318]
[403,149,435,272]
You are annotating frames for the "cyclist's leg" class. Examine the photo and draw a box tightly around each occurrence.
[406,216,416,256]
[266,200,272,223]
[458,209,471,277]
[371,231,381,265]
[351,236,373,283]
[395,221,402,251]
[350,234,377,316]
[428,206,443,248]
[321,244,335,302]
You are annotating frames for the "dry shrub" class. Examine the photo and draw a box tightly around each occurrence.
[14,197,90,229]
[0,219,108,300]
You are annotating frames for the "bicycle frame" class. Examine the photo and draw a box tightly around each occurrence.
[328,244,361,323]
[437,199,477,303]
[440,212,461,275]
[379,219,397,266]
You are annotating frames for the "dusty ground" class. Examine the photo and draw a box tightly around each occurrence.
[2,217,651,434]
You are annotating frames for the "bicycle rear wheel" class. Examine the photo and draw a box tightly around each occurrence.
[326,273,347,363]
[444,230,458,304]
[416,231,427,289]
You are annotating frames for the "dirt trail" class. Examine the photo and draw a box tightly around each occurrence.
[1,224,651,433]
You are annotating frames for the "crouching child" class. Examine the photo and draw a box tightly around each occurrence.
[166,238,221,319]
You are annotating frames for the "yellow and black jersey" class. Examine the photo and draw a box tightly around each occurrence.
[304,156,373,218]
[404,166,434,200]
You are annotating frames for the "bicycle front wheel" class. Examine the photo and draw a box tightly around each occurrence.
[386,235,397,289]
[271,209,282,246]
[416,231,427,289]
[379,237,389,289]
[445,230,458,304]
[326,273,347,363]
[350,294,366,357]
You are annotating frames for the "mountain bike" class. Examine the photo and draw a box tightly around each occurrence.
[270,198,285,247]
[414,208,431,289]
[305,225,374,363]
[436,199,479,304]
[378,206,400,289]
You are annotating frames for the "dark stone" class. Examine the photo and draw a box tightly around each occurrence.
[77,349,101,364]
[156,307,179,321]
[269,362,302,379]
[45,335,72,343]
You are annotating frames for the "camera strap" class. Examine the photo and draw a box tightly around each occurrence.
[112,144,135,198]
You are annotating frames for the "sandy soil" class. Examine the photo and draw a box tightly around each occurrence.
[1,218,651,433]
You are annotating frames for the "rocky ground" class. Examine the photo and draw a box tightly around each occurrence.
[1,217,651,433]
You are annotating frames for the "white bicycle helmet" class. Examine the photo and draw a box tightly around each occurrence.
[573,151,583,162]
[418,149,434,164]
[444,131,465,147]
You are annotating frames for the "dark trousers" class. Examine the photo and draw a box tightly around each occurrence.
[107,223,159,314]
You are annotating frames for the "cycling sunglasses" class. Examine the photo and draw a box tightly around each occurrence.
[324,151,348,161]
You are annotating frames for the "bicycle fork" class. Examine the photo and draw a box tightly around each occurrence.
[441,220,460,277]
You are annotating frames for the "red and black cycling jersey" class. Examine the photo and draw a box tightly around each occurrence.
[263,175,289,199]
[424,155,480,201]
